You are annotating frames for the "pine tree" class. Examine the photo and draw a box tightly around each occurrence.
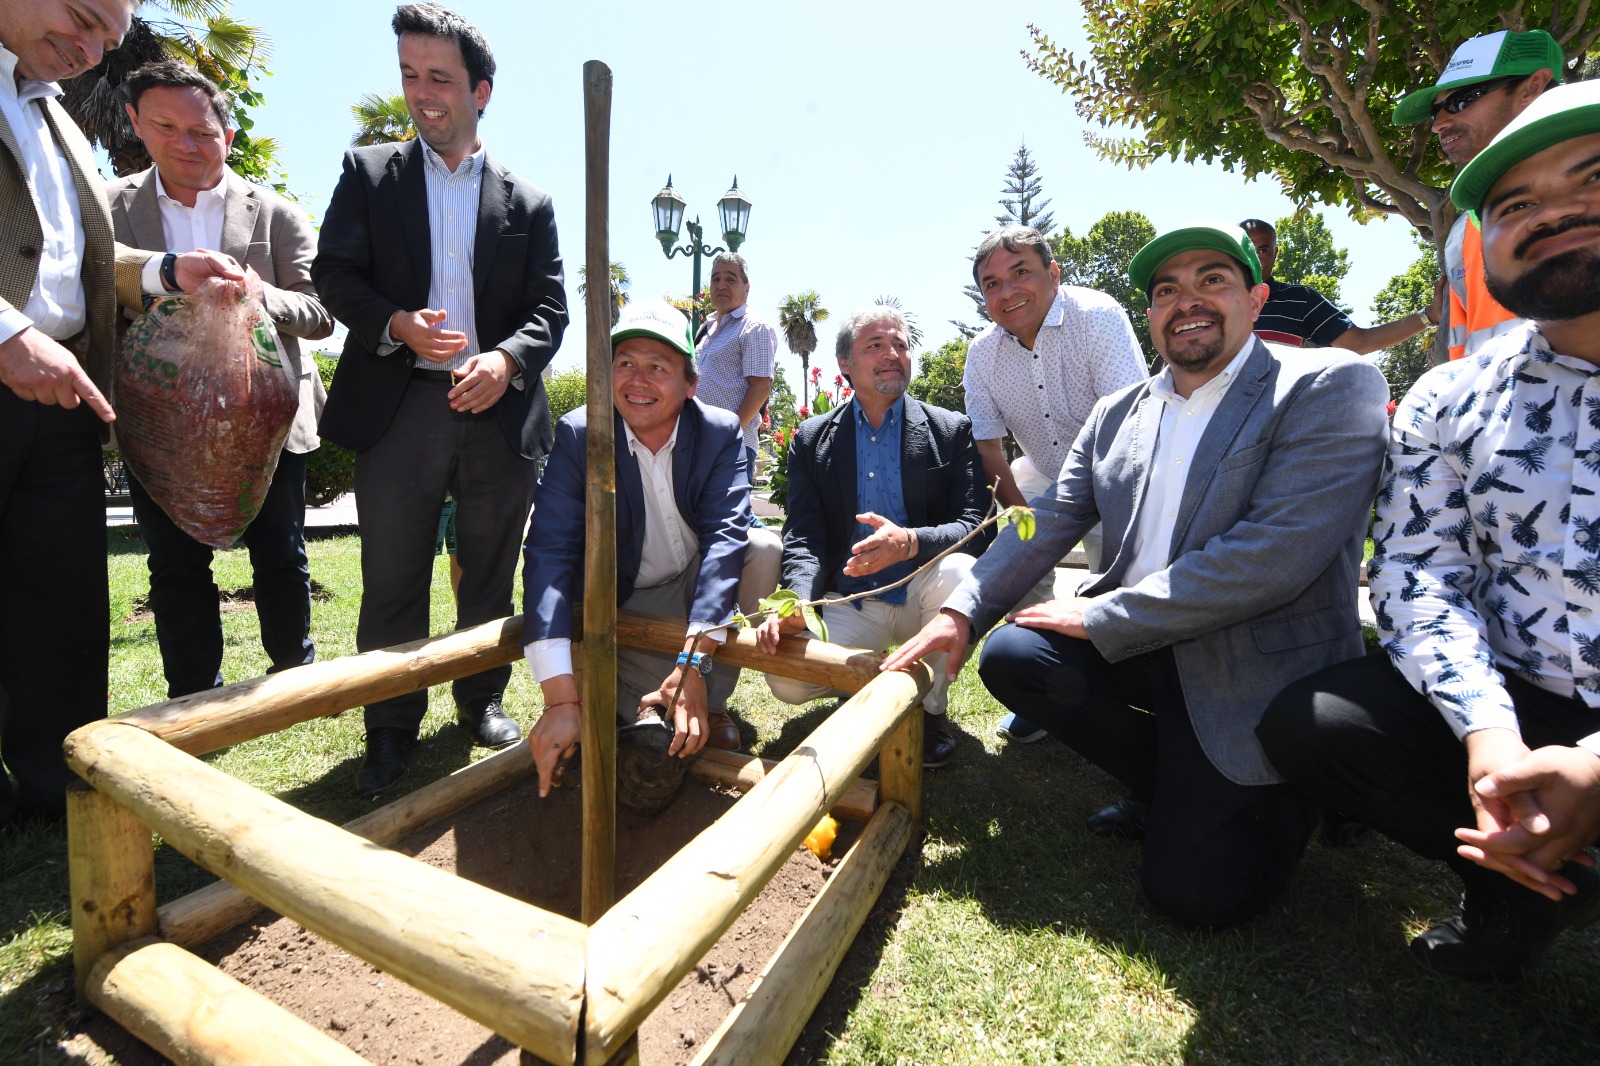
[957,143,1056,329]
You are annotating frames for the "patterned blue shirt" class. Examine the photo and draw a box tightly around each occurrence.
[1371,323,1600,746]
[835,398,912,605]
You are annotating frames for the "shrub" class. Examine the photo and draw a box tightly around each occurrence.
[545,367,586,422]
[305,352,356,506]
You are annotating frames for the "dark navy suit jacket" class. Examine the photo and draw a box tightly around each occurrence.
[522,398,754,644]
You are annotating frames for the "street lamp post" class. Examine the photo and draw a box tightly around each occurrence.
[650,175,752,334]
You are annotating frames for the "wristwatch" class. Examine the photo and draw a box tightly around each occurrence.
[675,651,713,677]
[159,252,181,295]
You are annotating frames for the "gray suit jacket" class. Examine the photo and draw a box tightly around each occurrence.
[946,339,1390,785]
[106,167,331,453]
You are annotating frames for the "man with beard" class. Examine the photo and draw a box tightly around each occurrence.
[1259,81,1600,983]
[885,224,1388,927]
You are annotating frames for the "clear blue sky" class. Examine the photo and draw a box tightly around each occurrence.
[227,0,1427,385]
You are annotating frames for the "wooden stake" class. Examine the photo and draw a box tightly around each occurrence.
[580,57,617,927]
[87,938,369,1066]
[687,748,877,823]
[158,740,535,948]
[690,801,914,1066]
[584,666,929,1062]
[67,781,156,1000]
[875,702,923,828]
[65,722,585,1064]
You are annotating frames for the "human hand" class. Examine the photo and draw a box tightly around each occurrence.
[0,327,114,421]
[642,666,710,757]
[1426,276,1447,327]
[390,308,469,363]
[843,512,914,577]
[448,349,514,413]
[1456,743,1600,899]
[174,249,245,292]
[881,609,972,682]
[529,701,582,797]
[1008,597,1092,640]
[755,610,806,655]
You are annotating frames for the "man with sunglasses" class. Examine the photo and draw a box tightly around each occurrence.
[1392,30,1563,360]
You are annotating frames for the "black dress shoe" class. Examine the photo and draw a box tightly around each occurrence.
[1086,797,1149,841]
[1318,809,1370,848]
[357,728,416,796]
[459,696,521,749]
[922,712,956,768]
[1410,864,1600,983]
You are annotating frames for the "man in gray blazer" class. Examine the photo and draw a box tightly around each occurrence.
[887,223,1390,927]
[108,60,332,698]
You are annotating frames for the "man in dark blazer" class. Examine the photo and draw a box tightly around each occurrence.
[109,60,332,699]
[755,306,988,768]
[0,0,244,828]
[522,301,780,795]
[887,224,1390,928]
[313,3,567,795]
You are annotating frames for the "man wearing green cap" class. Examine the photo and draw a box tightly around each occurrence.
[521,300,781,796]
[885,224,1389,927]
[1260,79,1600,983]
[1392,29,1565,360]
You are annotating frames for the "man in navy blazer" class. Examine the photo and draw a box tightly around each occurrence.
[888,223,1390,928]
[522,301,780,795]
[755,306,989,768]
[313,4,567,794]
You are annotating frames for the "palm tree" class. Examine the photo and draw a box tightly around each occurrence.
[874,295,923,350]
[577,262,630,328]
[350,92,416,147]
[778,291,829,409]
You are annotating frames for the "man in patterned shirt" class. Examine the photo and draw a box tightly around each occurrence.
[1260,80,1600,983]
[964,224,1148,743]
[695,252,776,474]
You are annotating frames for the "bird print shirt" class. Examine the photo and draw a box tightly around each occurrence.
[1371,323,1600,744]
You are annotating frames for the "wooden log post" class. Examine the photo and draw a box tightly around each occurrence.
[615,613,884,694]
[67,781,156,1000]
[158,739,535,948]
[691,800,914,1066]
[875,698,923,827]
[87,938,370,1066]
[687,749,877,823]
[584,665,929,1063]
[64,722,586,1064]
[581,57,617,927]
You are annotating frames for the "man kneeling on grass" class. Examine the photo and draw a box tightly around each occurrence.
[522,302,780,794]
[754,306,989,768]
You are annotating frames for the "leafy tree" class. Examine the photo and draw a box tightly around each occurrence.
[777,290,829,408]
[577,262,630,328]
[305,353,355,506]
[909,339,969,414]
[1370,244,1442,399]
[1053,209,1158,367]
[1272,212,1352,308]
[959,143,1058,328]
[544,368,587,423]
[350,91,415,147]
[66,1,283,185]
[1025,3,1599,252]
[767,363,798,435]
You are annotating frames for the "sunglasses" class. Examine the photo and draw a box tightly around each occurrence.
[1431,76,1523,119]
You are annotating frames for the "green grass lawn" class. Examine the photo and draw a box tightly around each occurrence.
[3,530,1599,1064]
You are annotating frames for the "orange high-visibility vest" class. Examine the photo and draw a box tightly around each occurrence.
[1445,213,1523,360]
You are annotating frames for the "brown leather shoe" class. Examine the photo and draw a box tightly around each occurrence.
[706,711,742,751]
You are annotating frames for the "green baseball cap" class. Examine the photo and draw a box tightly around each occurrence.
[1392,30,1564,126]
[1128,222,1262,295]
[1451,79,1600,213]
[611,300,695,362]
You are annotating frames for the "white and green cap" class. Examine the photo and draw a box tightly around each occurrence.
[1392,30,1564,126]
[611,300,694,361]
[1451,79,1600,213]
[1128,222,1262,295]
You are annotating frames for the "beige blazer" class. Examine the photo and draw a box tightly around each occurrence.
[107,167,331,453]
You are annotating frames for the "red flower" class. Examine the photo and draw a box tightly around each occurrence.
[1386,400,1398,419]
[798,406,810,418]
[761,411,770,428]
[810,366,822,382]
[774,428,786,446]
[841,387,852,399]
[833,374,845,387]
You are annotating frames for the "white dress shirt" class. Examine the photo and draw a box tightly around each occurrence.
[152,169,226,253]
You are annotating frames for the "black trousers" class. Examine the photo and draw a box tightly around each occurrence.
[0,392,107,817]
[979,624,1316,928]
[129,448,314,698]
[354,376,537,734]
[1258,653,1598,899]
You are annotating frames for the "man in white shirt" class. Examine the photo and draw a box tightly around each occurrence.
[963,224,1148,743]
[1260,80,1600,983]
[522,302,780,794]
[694,251,776,472]
[888,223,1388,928]
[108,60,332,700]
[0,0,245,830]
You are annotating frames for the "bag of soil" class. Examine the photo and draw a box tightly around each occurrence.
[115,269,298,549]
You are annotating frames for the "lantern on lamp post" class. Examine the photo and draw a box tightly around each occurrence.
[650,175,752,333]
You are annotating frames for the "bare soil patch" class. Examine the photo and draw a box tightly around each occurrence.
[77,774,862,1065]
